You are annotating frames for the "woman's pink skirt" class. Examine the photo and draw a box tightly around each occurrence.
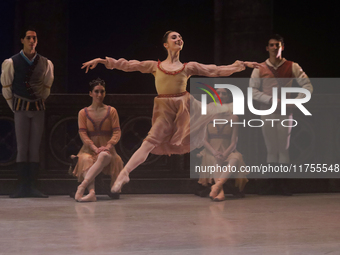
[145,92,227,155]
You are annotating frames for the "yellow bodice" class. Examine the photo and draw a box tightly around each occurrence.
[153,62,189,95]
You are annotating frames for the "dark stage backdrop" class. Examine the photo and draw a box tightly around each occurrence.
[0,1,15,63]
[1,0,339,94]
[67,0,215,94]
[272,1,340,93]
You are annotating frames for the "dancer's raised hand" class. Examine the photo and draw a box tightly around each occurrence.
[81,58,101,73]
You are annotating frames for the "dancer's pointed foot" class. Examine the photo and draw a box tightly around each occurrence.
[75,180,89,201]
[111,169,130,193]
[209,183,223,200]
[79,190,96,202]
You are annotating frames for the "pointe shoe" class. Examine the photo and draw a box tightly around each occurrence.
[111,170,130,193]
[209,184,223,200]
[75,180,89,201]
[213,189,225,202]
[79,191,97,202]
[75,186,85,201]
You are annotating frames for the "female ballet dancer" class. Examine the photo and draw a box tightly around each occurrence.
[197,88,248,201]
[81,31,258,194]
[73,78,123,202]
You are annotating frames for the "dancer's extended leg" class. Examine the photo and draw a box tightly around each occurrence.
[75,152,112,201]
[209,158,239,201]
[111,141,155,193]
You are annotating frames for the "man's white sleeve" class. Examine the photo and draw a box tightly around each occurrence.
[249,68,272,104]
[1,59,14,111]
[41,60,54,100]
[293,63,313,98]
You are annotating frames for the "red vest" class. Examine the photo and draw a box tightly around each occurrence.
[259,60,293,78]
[258,60,294,113]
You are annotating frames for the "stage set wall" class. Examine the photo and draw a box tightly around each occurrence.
[0,94,339,195]
[0,0,339,194]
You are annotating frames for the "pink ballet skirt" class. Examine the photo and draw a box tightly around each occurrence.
[145,91,191,155]
[145,91,232,156]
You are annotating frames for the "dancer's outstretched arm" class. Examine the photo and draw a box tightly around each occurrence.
[186,61,259,77]
[82,57,157,74]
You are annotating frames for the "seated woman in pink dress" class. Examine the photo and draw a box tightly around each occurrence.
[197,88,248,201]
[81,31,259,194]
[73,78,123,202]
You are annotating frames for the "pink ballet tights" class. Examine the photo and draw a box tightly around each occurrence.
[209,158,239,201]
[111,141,155,193]
[75,152,112,201]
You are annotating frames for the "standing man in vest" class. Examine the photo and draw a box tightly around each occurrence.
[249,34,313,195]
[1,27,54,198]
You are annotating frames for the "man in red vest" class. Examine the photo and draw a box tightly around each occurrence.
[249,34,313,195]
